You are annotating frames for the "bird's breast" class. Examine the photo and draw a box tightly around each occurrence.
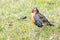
[31,13,35,23]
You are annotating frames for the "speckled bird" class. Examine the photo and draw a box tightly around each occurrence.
[31,7,54,27]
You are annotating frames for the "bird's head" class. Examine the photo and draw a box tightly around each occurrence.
[32,7,39,14]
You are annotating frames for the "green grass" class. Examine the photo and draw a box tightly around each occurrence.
[0,0,60,40]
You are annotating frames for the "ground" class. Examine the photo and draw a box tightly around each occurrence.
[0,0,60,40]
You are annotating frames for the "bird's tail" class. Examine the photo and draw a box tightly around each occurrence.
[47,23,54,26]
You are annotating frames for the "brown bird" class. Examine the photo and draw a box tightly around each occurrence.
[31,7,54,27]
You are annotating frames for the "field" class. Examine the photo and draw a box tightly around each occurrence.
[0,0,60,40]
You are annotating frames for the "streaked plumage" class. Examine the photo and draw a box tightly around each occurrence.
[31,7,54,27]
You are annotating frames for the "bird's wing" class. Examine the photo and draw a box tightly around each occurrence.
[38,13,50,24]
[38,13,54,26]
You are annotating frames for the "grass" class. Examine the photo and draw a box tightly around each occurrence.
[0,0,60,40]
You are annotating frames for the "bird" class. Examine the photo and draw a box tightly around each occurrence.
[31,7,54,27]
